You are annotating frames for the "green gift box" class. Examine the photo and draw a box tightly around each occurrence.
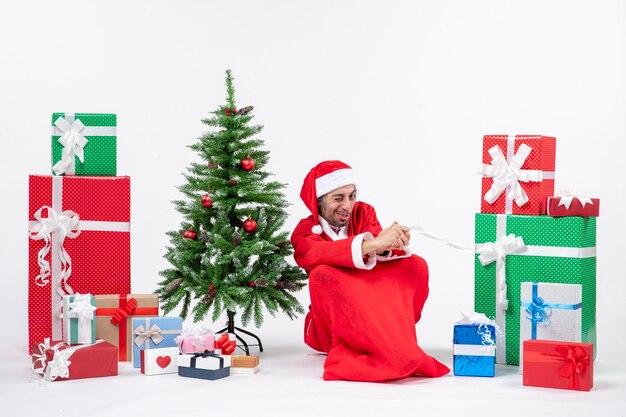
[51,112,117,176]
[474,213,596,365]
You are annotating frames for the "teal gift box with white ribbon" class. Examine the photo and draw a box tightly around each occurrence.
[51,112,117,176]
[519,282,582,373]
[475,213,596,365]
[131,317,183,368]
[62,293,97,345]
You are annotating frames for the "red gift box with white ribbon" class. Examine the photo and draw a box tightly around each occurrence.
[479,135,556,215]
[31,338,118,382]
[28,175,131,353]
[546,190,600,217]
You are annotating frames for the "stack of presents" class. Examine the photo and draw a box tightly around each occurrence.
[453,135,598,392]
[28,113,259,382]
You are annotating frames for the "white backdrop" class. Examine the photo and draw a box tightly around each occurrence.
[1,0,625,406]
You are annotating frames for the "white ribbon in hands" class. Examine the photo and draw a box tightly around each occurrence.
[476,234,526,311]
[134,324,164,347]
[28,206,80,293]
[52,116,89,176]
[556,189,594,209]
[479,144,543,208]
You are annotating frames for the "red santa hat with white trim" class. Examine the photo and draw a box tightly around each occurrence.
[300,160,356,235]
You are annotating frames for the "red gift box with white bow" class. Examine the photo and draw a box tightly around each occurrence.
[31,339,118,382]
[479,135,556,215]
[546,191,600,217]
[522,339,593,391]
[28,175,131,353]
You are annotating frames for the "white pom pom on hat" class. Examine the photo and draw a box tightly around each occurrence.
[300,160,355,234]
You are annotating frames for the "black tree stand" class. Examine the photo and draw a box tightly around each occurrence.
[215,310,263,355]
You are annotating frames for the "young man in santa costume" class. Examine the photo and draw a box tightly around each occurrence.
[291,160,449,381]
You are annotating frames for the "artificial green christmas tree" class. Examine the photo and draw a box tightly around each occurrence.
[156,70,307,344]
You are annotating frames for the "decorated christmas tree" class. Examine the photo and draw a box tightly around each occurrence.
[156,70,307,329]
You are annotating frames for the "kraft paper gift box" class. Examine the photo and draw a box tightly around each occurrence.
[519,282,582,373]
[95,294,159,361]
[229,355,260,375]
[475,213,596,365]
[175,328,215,354]
[546,192,600,217]
[140,347,179,375]
[62,293,96,345]
[453,324,496,377]
[178,352,230,380]
[51,112,117,176]
[523,340,593,391]
[32,339,118,382]
[28,175,131,353]
[132,317,183,368]
[478,134,556,215]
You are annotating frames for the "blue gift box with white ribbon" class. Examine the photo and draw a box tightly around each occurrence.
[519,282,582,373]
[453,323,496,377]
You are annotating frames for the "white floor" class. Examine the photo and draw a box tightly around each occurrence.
[2,336,625,417]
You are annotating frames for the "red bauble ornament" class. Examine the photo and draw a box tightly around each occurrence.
[242,217,257,233]
[240,157,255,172]
[233,108,238,114]
[209,284,214,290]
[225,109,231,116]
[201,194,213,208]
[275,281,283,289]
[183,228,197,240]
[228,179,237,185]
[248,281,255,287]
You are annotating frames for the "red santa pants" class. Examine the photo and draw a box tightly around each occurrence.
[304,254,449,381]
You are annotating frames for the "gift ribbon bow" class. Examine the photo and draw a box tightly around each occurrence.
[175,328,214,352]
[479,144,543,208]
[190,350,224,368]
[476,234,526,311]
[52,116,89,176]
[134,324,164,347]
[556,189,594,209]
[110,297,138,325]
[28,206,80,292]
[31,338,72,382]
[522,282,582,340]
[68,293,97,323]
[214,333,236,354]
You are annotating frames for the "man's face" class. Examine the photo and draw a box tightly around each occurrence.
[318,184,357,228]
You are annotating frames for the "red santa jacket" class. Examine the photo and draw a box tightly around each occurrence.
[291,202,409,273]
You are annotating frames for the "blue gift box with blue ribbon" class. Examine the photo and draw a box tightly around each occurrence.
[519,282,582,372]
[453,323,496,377]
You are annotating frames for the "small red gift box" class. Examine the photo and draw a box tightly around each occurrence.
[28,175,131,353]
[31,339,118,382]
[546,193,600,217]
[479,135,556,215]
[523,339,593,391]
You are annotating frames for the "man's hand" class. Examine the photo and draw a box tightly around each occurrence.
[362,221,411,256]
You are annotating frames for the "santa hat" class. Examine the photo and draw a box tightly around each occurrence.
[300,160,356,234]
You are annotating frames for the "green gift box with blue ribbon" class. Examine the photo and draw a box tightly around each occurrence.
[475,213,596,366]
[519,282,581,372]
[51,112,117,176]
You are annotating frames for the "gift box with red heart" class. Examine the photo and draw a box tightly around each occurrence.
[140,347,179,375]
